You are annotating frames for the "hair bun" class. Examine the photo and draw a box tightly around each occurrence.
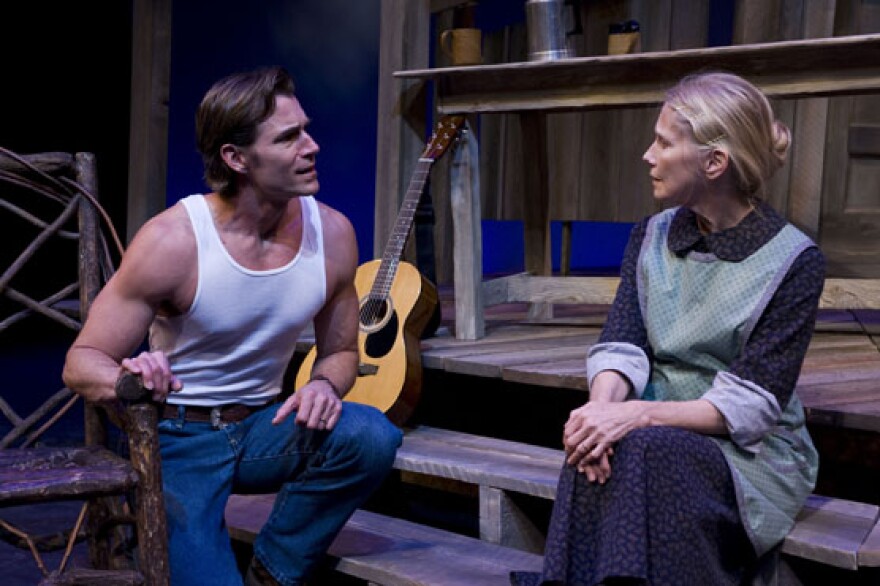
[770,120,791,168]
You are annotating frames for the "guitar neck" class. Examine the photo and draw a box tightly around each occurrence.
[370,157,434,300]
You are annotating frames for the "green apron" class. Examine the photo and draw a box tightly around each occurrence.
[639,207,819,555]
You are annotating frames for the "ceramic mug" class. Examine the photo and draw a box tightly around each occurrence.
[440,28,482,66]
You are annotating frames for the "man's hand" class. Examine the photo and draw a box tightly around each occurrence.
[120,351,182,402]
[273,378,342,430]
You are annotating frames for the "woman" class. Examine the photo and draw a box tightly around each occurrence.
[514,72,824,585]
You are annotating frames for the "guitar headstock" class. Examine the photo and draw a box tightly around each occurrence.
[422,115,466,161]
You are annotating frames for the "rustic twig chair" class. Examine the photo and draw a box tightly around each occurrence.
[0,149,169,585]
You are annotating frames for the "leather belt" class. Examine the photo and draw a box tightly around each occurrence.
[162,402,271,426]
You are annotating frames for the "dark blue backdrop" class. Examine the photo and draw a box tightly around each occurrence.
[167,0,384,268]
[164,0,669,276]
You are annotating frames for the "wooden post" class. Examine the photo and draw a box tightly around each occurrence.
[128,0,172,242]
[74,153,106,457]
[127,403,169,586]
[375,0,431,260]
[520,112,553,321]
[560,221,572,276]
[450,122,484,340]
[479,486,546,554]
[75,153,117,571]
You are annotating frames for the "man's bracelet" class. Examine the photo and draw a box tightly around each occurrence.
[309,374,342,398]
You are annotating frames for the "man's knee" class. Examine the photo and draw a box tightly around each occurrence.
[329,404,402,473]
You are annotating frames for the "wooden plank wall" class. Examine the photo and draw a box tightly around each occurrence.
[429,0,880,283]
[821,0,880,277]
[478,1,708,222]
[432,0,712,283]
[374,0,431,262]
[733,0,836,243]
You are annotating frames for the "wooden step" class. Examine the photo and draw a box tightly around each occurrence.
[783,494,879,570]
[394,426,564,552]
[395,426,880,571]
[224,426,880,581]
[225,493,543,586]
[860,516,880,567]
[394,425,564,500]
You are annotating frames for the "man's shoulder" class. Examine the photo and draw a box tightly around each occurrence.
[308,198,358,280]
[142,202,193,237]
[126,202,196,262]
[312,199,354,235]
[104,201,197,305]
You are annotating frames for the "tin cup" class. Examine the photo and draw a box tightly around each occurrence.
[526,0,572,61]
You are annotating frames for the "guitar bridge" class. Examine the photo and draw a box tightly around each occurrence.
[358,363,379,377]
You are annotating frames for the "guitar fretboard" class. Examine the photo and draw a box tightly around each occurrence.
[369,157,434,300]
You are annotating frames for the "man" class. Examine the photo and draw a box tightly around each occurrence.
[63,66,402,586]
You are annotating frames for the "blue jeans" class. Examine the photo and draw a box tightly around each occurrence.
[158,402,402,586]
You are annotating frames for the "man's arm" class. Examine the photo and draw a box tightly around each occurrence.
[273,203,359,429]
[309,204,360,394]
[63,207,192,402]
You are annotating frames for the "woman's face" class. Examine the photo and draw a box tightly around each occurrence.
[643,104,702,206]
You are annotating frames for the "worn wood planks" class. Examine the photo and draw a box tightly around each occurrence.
[395,34,880,114]
[413,310,880,432]
[782,494,880,570]
[420,325,597,386]
[226,426,880,578]
[297,304,880,432]
[0,447,137,505]
[395,426,563,500]
[860,514,880,567]
[226,493,543,586]
[798,332,880,432]
[393,427,880,570]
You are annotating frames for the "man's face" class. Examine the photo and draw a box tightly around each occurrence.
[240,95,320,200]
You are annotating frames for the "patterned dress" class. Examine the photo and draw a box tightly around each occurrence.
[512,203,825,586]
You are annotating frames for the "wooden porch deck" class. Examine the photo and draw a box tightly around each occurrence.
[414,297,880,435]
[277,294,880,583]
[403,296,880,508]
[293,290,880,504]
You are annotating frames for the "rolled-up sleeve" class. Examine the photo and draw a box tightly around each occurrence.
[703,370,780,453]
[586,342,650,397]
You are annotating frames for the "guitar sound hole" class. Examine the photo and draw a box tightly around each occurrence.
[365,311,398,359]
[360,297,390,329]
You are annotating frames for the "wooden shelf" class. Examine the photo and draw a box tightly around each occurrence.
[376,5,880,339]
[395,33,880,114]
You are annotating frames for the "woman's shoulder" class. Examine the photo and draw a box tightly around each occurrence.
[792,242,825,273]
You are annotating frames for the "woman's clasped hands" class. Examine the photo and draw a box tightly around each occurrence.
[563,400,649,484]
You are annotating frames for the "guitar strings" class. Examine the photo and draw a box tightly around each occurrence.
[359,123,461,328]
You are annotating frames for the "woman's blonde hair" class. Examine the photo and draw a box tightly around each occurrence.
[665,71,790,199]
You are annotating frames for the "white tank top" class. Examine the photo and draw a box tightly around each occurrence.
[149,194,326,406]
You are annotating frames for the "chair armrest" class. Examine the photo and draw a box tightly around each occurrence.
[111,372,170,584]
[115,371,152,402]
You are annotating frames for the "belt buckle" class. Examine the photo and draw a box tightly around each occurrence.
[210,406,225,429]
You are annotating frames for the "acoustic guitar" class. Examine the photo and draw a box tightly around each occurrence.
[295,115,466,425]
